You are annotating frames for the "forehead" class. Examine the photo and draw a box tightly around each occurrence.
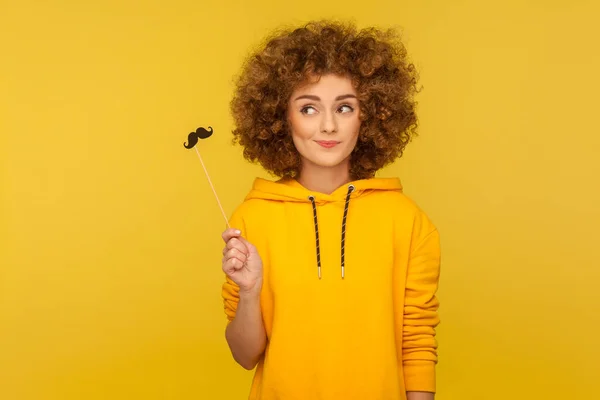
[292,74,356,95]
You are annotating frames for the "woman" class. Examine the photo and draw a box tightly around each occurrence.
[220,20,441,400]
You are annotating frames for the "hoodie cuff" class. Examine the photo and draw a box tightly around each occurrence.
[403,361,436,393]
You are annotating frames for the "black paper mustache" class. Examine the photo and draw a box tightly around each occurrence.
[183,126,213,149]
[183,125,230,228]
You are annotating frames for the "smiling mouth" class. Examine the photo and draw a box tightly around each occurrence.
[315,140,340,148]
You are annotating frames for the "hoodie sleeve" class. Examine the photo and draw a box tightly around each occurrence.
[402,225,441,393]
[221,206,247,323]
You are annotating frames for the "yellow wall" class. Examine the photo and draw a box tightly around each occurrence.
[2,1,599,399]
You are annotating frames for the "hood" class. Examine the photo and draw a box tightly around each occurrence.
[245,177,403,204]
[244,177,403,279]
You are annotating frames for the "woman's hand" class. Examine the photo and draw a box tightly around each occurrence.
[221,228,266,369]
[221,228,263,296]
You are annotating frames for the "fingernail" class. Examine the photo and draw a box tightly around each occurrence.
[234,230,241,235]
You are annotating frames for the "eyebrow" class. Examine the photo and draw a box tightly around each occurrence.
[293,94,357,101]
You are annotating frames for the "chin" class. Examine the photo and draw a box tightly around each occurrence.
[307,155,350,169]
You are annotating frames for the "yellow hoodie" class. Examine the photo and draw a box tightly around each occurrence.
[221,177,441,400]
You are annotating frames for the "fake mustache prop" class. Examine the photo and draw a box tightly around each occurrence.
[184,126,230,228]
[184,126,214,148]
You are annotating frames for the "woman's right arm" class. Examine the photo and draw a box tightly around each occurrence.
[225,289,267,370]
[221,228,267,370]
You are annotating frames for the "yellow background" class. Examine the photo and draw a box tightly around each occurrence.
[2,0,599,399]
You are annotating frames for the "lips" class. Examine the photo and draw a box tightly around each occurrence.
[316,141,340,148]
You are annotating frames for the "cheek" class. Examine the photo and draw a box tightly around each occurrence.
[289,115,314,141]
[348,119,361,141]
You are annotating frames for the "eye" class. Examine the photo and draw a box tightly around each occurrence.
[300,106,318,115]
[338,104,354,113]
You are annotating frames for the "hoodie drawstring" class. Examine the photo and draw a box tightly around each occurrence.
[341,184,355,278]
[308,184,355,279]
[308,195,322,279]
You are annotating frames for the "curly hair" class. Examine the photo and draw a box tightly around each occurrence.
[230,20,420,180]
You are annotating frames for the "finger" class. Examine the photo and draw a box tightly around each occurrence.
[225,248,247,263]
[222,252,247,267]
[222,244,234,256]
[222,228,242,243]
[226,237,249,255]
[237,236,256,253]
[223,257,244,274]
[222,240,243,255]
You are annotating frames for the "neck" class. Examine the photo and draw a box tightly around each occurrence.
[296,160,351,195]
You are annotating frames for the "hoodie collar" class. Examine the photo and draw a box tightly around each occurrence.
[245,177,403,204]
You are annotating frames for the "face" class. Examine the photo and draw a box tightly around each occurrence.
[287,74,361,175]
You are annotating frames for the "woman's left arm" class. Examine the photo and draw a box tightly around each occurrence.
[401,227,441,395]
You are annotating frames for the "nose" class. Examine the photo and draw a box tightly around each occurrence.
[320,110,337,134]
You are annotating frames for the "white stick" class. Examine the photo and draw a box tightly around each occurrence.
[193,146,230,228]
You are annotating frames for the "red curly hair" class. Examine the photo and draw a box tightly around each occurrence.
[230,20,420,180]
